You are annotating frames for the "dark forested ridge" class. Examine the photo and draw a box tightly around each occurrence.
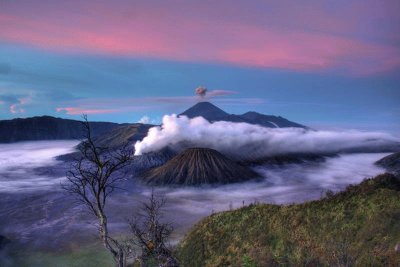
[0,116,124,143]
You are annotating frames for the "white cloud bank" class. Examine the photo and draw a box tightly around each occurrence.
[0,141,79,192]
[134,115,400,159]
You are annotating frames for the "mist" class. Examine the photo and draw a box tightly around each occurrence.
[0,141,79,192]
[135,115,400,159]
[156,153,388,214]
[0,140,392,265]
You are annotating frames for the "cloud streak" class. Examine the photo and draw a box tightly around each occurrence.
[55,92,255,116]
[55,107,117,115]
[1,1,399,75]
[0,94,32,114]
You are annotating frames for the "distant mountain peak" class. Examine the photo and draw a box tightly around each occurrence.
[179,101,229,121]
[183,101,227,113]
[179,102,307,128]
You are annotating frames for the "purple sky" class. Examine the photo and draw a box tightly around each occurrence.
[0,0,399,131]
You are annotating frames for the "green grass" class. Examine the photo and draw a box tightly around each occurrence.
[177,173,400,267]
[9,243,114,267]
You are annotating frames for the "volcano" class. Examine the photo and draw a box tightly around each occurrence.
[143,148,259,185]
[179,101,247,123]
[179,101,306,128]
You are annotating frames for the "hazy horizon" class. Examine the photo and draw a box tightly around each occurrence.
[1,100,400,135]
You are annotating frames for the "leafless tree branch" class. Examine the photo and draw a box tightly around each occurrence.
[62,114,134,267]
[129,190,179,267]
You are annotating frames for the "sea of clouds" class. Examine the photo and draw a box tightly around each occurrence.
[0,139,391,259]
[0,140,79,192]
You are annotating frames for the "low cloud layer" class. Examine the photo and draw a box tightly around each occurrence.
[0,142,389,259]
[135,115,400,159]
[0,140,79,192]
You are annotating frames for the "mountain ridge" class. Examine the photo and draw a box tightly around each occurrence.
[180,101,307,128]
[0,116,125,143]
[0,102,306,144]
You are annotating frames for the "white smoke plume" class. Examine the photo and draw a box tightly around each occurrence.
[138,115,150,124]
[195,86,237,100]
[134,115,399,159]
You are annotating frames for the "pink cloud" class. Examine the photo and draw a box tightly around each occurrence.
[55,93,262,116]
[56,107,118,115]
[9,96,31,114]
[9,104,18,114]
[207,90,237,97]
[1,1,399,75]
[218,25,400,75]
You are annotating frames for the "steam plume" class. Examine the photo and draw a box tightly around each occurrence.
[134,115,399,159]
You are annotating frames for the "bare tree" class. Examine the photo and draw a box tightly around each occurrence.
[63,115,133,267]
[129,190,179,267]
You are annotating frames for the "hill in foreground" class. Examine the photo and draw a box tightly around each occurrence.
[177,173,400,266]
[143,148,259,186]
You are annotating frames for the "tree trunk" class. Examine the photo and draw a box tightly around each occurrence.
[140,256,146,267]
[116,251,125,267]
[99,215,110,250]
[116,249,126,267]
[99,215,126,267]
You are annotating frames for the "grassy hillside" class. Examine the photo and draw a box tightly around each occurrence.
[92,123,153,149]
[2,244,114,267]
[177,173,400,267]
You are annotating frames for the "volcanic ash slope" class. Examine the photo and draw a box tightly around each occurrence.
[143,148,259,186]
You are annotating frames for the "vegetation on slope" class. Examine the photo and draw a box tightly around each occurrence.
[177,173,400,266]
[92,123,153,149]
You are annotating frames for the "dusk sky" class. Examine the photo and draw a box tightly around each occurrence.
[0,0,399,132]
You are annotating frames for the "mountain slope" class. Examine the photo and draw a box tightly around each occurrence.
[179,102,247,123]
[240,111,307,128]
[56,123,155,161]
[92,123,154,149]
[177,173,400,266]
[143,147,259,185]
[0,116,123,143]
[179,102,306,128]
[130,147,177,174]
[376,152,400,175]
